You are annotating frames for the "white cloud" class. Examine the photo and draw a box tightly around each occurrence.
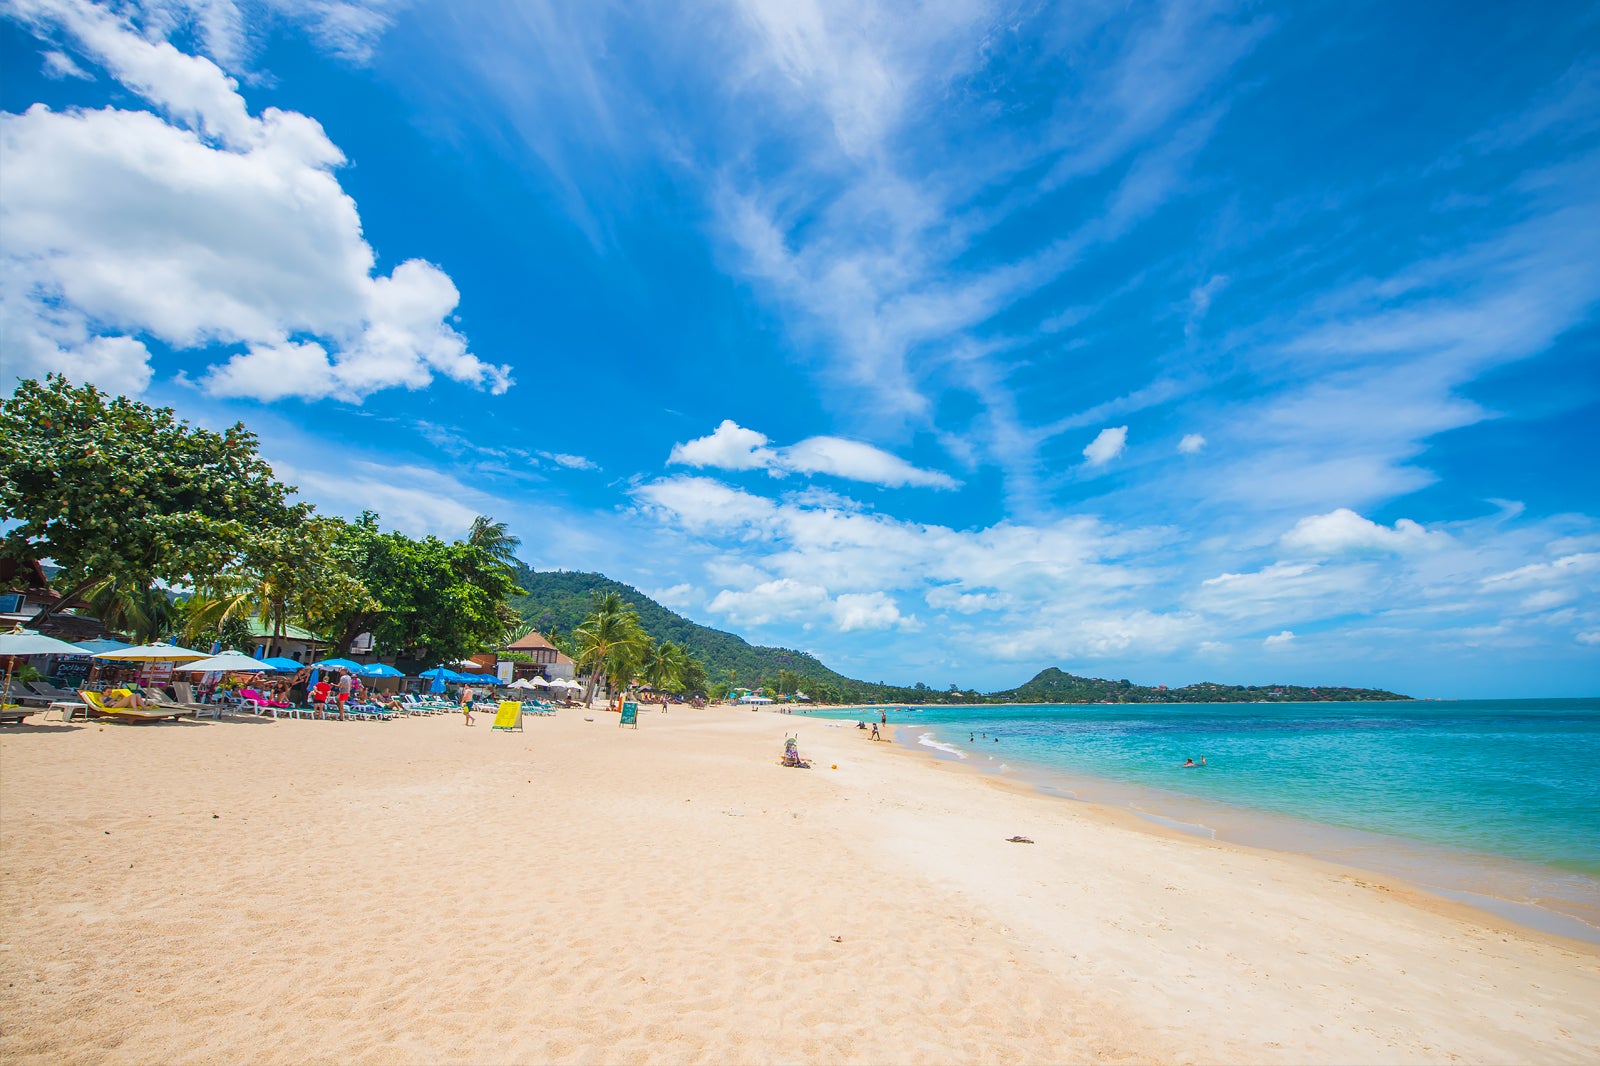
[1264,630,1295,646]
[781,435,958,489]
[708,578,830,627]
[668,419,778,471]
[1481,552,1600,589]
[1083,426,1128,466]
[832,591,906,632]
[1281,508,1450,556]
[539,451,599,471]
[648,583,697,610]
[269,458,481,539]
[0,0,510,402]
[40,48,89,79]
[1178,433,1206,454]
[667,420,957,489]
[1577,630,1600,646]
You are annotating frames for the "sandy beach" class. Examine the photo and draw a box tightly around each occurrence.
[3,705,1598,1065]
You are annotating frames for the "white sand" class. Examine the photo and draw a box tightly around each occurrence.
[2,705,1597,1064]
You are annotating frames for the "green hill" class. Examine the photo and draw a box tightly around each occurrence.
[999,667,1409,703]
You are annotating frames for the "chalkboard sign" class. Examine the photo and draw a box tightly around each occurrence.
[620,700,638,728]
[54,657,91,687]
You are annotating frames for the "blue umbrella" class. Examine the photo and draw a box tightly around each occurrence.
[71,638,133,655]
[359,663,404,678]
[309,666,321,688]
[310,657,365,672]
[261,656,304,672]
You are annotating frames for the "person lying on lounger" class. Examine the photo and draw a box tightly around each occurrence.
[104,688,146,711]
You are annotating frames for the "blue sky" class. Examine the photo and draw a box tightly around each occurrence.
[2,0,1597,697]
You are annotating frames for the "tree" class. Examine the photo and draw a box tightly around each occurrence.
[573,592,647,707]
[467,515,522,570]
[321,512,522,665]
[643,641,691,693]
[85,575,176,643]
[0,375,308,625]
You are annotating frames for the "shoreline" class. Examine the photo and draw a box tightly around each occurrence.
[798,701,1600,948]
[4,706,1598,1062]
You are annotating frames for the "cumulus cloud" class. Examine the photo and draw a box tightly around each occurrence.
[1264,630,1295,646]
[0,0,510,401]
[1083,426,1128,466]
[1281,509,1450,556]
[668,419,957,489]
[1178,433,1206,454]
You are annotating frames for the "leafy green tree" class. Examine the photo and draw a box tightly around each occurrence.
[322,512,523,665]
[0,375,309,626]
[642,640,692,693]
[573,592,647,707]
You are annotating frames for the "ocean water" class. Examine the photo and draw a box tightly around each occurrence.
[816,699,1600,940]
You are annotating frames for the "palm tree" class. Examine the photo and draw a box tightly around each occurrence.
[643,641,689,693]
[573,592,647,708]
[467,516,522,570]
[86,576,177,643]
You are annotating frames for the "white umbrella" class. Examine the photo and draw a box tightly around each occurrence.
[93,641,206,661]
[553,678,582,690]
[174,651,276,673]
[528,676,552,688]
[1,626,88,708]
[506,678,531,690]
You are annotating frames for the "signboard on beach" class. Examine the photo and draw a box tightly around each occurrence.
[619,701,638,728]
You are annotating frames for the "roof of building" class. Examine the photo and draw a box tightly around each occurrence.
[505,629,558,652]
[243,619,322,641]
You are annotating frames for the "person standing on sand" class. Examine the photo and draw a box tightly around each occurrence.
[461,683,475,726]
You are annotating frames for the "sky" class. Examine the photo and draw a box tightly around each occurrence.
[2,0,1597,698]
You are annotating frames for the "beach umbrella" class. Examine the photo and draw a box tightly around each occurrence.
[528,675,552,688]
[72,638,133,655]
[261,656,303,672]
[92,641,206,661]
[2,626,89,709]
[173,650,276,673]
[310,656,365,672]
[358,662,404,678]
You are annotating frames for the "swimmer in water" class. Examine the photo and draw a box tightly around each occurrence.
[1183,757,1196,767]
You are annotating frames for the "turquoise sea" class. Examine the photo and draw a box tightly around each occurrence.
[816,699,1600,942]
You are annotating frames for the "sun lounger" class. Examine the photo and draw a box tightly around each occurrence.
[80,690,190,723]
[146,689,221,720]
[1,705,31,725]
[6,681,52,707]
[28,681,81,702]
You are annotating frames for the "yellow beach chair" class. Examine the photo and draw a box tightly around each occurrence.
[81,690,189,723]
[491,700,523,732]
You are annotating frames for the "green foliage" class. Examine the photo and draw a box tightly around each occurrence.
[324,513,523,666]
[573,592,649,704]
[0,375,308,616]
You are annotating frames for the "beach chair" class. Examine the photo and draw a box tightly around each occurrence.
[172,681,228,718]
[1,705,30,725]
[28,680,80,702]
[147,688,221,720]
[80,690,189,723]
[6,680,51,707]
[491,700,523,731]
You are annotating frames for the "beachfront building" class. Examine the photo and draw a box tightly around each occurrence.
[502,629,577,682]
[243,619,324,664]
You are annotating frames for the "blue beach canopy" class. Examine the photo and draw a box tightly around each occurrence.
[310,657,365,671]
[72,638,133,655]
[418,667,454,679]
[261,656,304,672]
[359,662,404,678]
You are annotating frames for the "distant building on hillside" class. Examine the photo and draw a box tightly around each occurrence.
[503,629,576,681]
